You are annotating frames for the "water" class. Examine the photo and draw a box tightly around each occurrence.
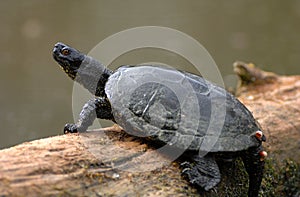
[1,0,300,149]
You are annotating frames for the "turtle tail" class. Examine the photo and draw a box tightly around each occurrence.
[241,145,265,197]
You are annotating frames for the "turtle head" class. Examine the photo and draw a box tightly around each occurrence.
[53,42,113,96]
[53,42,85,80]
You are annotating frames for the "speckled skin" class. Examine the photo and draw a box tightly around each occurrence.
[53,42,266,197]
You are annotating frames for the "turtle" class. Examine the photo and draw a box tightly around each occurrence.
[52,42,267,197]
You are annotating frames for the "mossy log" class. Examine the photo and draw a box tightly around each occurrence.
[0,62,299,197]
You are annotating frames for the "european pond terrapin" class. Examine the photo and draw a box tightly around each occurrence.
[52,42,267,197]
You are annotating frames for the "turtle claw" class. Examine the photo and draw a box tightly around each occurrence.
[64,123,78,134]
[181,167,192,177]
[180,161,192,169]
[181,167,193,183]
[180,161,193,181]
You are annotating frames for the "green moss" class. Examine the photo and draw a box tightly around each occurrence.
[260,158,279,196]
[198,157,299,197]
[280,159,300,196]
[260,158,299,197]
[216,158,249,197]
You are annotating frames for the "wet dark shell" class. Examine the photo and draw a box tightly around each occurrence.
[105,65,260,152]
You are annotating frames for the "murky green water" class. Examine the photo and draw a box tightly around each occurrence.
[1,0,300,149]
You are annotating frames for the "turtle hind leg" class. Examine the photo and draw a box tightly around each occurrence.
[181,154,221,191]
[241,146,265,197]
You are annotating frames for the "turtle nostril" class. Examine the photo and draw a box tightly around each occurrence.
[52,48,59,55]
[53,43,62,55]
[54,42,63,48]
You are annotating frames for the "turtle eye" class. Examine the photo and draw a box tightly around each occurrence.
[61,48,70,56]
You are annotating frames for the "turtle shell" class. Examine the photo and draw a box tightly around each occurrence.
[105,65,261,153]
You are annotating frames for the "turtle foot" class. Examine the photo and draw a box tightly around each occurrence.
[181,155,221,191]
[64,123,78,134]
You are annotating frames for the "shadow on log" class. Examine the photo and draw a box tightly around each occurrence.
[0,62,299,196]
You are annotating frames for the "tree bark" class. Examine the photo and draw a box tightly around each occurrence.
[0,62,299,197]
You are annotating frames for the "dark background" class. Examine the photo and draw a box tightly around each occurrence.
[1,0,300,149]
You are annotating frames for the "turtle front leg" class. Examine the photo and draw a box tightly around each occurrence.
[64,97,114,133]
[241,145,266,197]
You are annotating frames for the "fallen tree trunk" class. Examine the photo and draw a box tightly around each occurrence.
[0,62,299,197]
[234,61,300,162]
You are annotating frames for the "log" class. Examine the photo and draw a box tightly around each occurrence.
[234,61,300,162]
[0,126,198,196]
[0,62,299,197]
